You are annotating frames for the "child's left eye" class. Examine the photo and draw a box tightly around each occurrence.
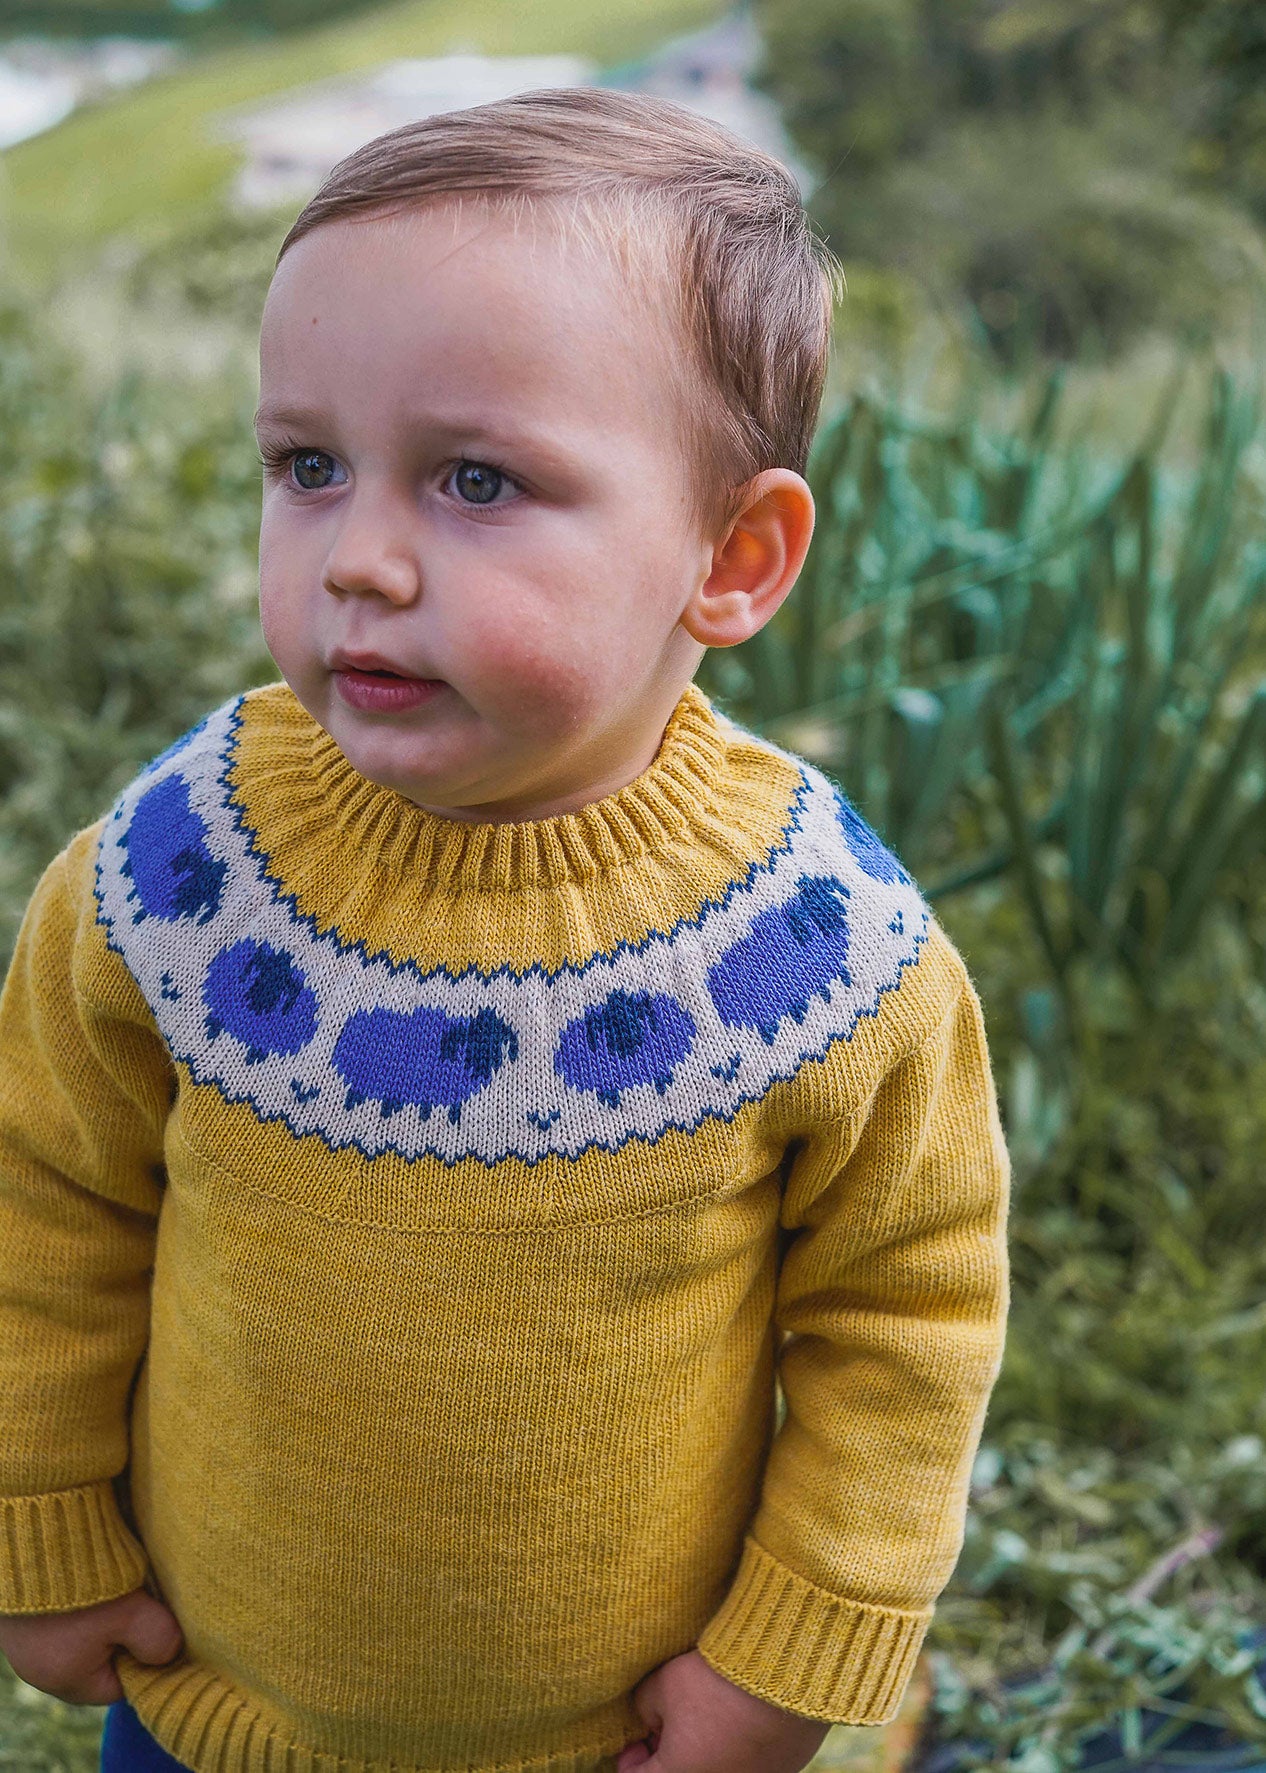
[447,461,517,507]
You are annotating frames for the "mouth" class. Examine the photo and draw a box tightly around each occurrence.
[330,659,447,711]
[330,654,443,684]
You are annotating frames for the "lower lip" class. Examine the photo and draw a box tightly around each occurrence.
[333,669,446,712]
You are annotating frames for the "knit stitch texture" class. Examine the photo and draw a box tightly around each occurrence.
[0,678,1010,1773]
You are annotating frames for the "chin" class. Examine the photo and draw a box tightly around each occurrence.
[336,720,449,799]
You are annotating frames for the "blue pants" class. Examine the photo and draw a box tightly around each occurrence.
[101,1698,193,1771]
[100,1697,626,1770]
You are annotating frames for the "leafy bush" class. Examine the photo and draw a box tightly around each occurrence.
[919,882,1266,1769]
[0,297,272,965]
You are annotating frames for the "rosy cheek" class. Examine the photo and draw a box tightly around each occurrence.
[473,636,595,732]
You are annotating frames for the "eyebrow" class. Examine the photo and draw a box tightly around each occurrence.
[251,403,573,465]
[253,404,329,434]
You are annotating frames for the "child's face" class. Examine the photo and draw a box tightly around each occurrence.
[255,203,716,822]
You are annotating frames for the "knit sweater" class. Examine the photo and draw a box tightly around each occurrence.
[0,677,1010,1773]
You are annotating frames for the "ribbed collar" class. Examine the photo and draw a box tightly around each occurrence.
[229,679,731,892]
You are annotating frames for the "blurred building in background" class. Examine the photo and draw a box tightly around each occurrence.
[206,52,593,212]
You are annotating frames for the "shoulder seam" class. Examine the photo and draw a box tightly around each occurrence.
[893,923,972,1065]
[902,966,972,1068]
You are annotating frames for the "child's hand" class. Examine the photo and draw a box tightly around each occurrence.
[0,1587,184,1705]
[616,1648,831,1771]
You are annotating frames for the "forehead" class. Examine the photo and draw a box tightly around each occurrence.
[258,202,687,442]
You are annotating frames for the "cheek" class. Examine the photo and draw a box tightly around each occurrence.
[258,600,290,675]
[257,571,293,656]
[462,616,602,735]
[257,553,313,673]
[257,514,287,626]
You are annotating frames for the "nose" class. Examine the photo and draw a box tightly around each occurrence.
[321,484,421,607]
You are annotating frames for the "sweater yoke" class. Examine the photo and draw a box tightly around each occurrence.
[92,682,937,1171]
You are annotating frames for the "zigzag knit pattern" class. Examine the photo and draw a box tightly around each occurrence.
[93,690,929,1167]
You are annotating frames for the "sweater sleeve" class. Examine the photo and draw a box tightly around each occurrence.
[0,824,173,1614]
[696,959,1011,1724]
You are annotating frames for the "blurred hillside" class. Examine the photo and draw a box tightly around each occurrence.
[4,0,1263,467]
[0,0,729,290]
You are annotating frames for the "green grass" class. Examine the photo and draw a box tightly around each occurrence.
[0,0,725,291]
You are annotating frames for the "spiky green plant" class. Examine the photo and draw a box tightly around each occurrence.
[701,358,1266,1025]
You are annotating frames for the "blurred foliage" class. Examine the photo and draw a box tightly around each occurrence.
[753,0,1266,366]
[0,295,272,964]
[116,202,287,330]
[1164,0,1266,213]
[0,1657,103,1768]
[1,287,1266,1770]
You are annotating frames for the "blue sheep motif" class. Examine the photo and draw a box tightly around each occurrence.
[555,988,697,1110]
[120,773,226,926]
[203,939,319,1065]
[332,1004,519,1123]
[707,873,852,1045]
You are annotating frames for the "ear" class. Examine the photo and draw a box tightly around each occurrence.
[679,469,815,649]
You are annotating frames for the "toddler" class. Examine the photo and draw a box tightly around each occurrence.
[0,88,1010,1773]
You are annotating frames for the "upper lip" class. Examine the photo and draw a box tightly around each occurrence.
[329,648,439,681]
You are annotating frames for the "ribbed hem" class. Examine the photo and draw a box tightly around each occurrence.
[118,1653,633,1773]
[696,1536,932,1725]
[0,1480,150,1612]
[226,678,730,890]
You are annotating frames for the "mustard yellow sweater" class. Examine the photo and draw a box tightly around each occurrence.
[0,678,1010,1773]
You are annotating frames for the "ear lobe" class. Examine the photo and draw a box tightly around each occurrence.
[679,469,815,650]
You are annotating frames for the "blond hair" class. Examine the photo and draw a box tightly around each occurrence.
[275,86,841,535]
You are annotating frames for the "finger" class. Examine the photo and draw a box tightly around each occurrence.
[616,1745,653,1770]
[118,1597,184,1666]
[83,1659,125,1706]
[628,1675,664,1738]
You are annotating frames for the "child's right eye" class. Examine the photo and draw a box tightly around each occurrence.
[258,447,344,492]
[289,450,340,492]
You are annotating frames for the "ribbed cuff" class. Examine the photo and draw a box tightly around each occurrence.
[0,1480,150,1613]
[696,1536,932,1725]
